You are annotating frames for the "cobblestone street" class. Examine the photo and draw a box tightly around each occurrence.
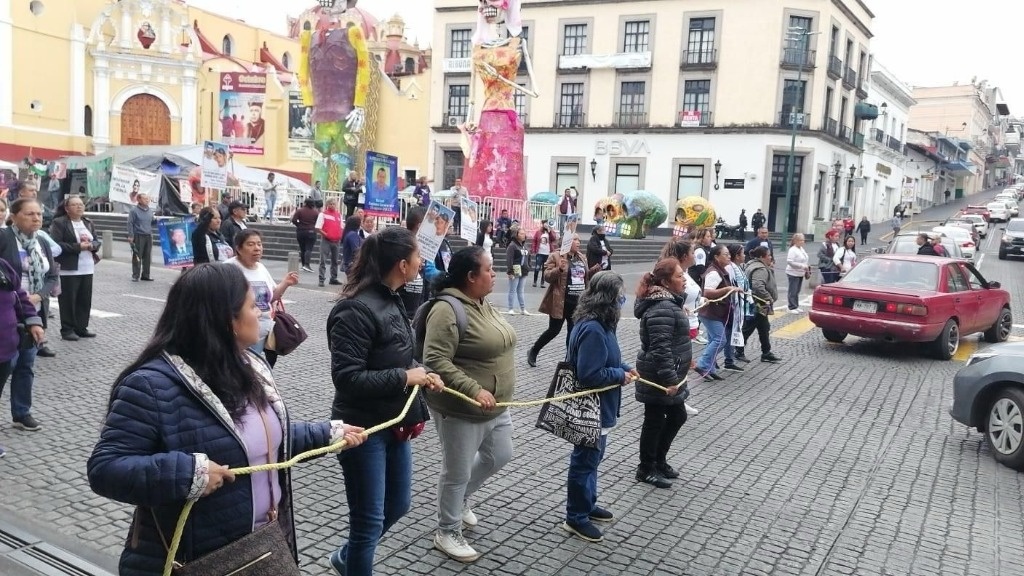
[2,221,1024,576]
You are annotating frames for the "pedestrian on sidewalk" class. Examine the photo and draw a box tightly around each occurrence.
[890,214,902,237]
[127,193,156,282]
[316,198,343,287]
[531,221,555,288]
[262,172,279,222]
[737,247,781,364]
[423,246,517,564]
[291,198,320,273]
[326,226,445,576]
[87,264,366,576]
[527,234,599,367]
[817,230,841,285]
[785,234,810,313]
[563,271,638,544]
[856,216,871,245]
[738,209,748,241]
[633,259,691,490]
[49,196,100,340]
[505,227,530,315]
[834,236,858,278]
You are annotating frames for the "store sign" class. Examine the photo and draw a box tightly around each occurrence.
[723,179,745,189]
[594,139,650,156]
[875,163,892,177]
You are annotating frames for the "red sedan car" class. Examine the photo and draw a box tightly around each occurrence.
[962,205,992,222]
[809,255,1012,359]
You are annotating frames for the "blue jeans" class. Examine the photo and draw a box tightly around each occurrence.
[263,196,276,221]
[0,346,37,419]
[335,432,412,576]
[507,275,526,310]
[566,433,608,525]
[695,318,726,375]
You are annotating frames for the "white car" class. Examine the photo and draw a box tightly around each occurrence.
[988,202,1011,223]
[1005,200,1020,218]
[933,226,976,259]
[958,213,988,237]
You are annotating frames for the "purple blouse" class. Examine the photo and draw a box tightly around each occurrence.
[238,402,283,529]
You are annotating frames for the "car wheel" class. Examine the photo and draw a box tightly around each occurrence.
[998,249,1007,260]
[984,388,1024,470]
[984,307,1013,343]
[822,329,847,343]
[933,319,959,360]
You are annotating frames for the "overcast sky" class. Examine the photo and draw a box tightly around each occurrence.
[190,0,1024,111]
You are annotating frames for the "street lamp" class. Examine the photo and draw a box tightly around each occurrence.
[714,159,722,190]
[847,164,857,216]
[590,158,597,181]
[781,26,819,243]
[831,160,841,219]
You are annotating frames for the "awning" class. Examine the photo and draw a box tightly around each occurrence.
[943,160,974,174]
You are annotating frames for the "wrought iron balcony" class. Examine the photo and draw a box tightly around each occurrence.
[842,67,857,89]
[680,49,717,70]
[872,128,885,143]
[856,80,868,99]
[840,125,853,142]
[557,112,587,128]
[827,55,842,79]
[886,136,903,152]
[778,110,808,129]
[825,118,839,136]
[780,48,816,70]
[613,111,649,128]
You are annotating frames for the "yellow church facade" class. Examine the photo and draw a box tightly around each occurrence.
[0,0,430,184]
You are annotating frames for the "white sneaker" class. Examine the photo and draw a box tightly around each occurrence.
[521,310,534,316]
[507,309,520,315]
[462,504,479,528]
[685,403,699,417]
[434,529,480,563]
[695,334,709,345]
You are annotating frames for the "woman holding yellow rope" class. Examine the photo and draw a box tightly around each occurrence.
[422,246,517,563]
[86,264,366,575]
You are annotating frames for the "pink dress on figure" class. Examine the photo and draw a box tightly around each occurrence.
[463,38,525,201]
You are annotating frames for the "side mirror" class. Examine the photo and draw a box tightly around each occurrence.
[872,247,886,254]
[989,281,1001,289]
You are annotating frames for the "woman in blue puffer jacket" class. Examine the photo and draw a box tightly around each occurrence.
[87,264,365,575]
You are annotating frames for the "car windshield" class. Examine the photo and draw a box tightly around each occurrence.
[988,203,1006,210]
[1006,219,1024,233]
[843,259,938,289]
[935,227,969,239]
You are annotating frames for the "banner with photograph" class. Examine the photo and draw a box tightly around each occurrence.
[287,91,313,160]
[110,164,160,205]
[158,217,195,268]
[218,72,267,155]
[364,151,400,217]
[200,140,230,190]
[418,200,455,263]
[177,179,193,205]
[560,213,579,254]
[460,196,479,244]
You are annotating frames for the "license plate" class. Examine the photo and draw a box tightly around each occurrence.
[853,301,877,314]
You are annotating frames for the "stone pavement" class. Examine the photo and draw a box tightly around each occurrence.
[2,198,1024,575]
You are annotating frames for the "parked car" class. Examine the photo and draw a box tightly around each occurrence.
[809,255,1010,360]
[999,217,1024,260]
[877,232,965,261]
[987,202,1010,223]
[940,220,980,245]
[932,225,976,259]
[954,213,988,238]
[1004,199,1020,218]
[950,342,1024,470]
[963,205,992,223]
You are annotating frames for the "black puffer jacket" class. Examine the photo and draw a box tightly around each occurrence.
[327,284,429,429]
[634,287,691,405]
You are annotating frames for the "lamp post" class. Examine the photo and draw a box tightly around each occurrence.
[847,164,857,217]
[831,160,841,219]
[781,26,818,244]
[714,159,722,190]
[590,158,597,181]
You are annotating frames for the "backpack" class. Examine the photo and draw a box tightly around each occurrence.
[412,294,468,362]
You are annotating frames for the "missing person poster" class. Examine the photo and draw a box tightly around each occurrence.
[418,200,455,263]
[218,72,267,155]
[158,216,196,268]
[177,178,193,205]
[363,151,400,217]
[460,196,479,244]
[287,91,313,160]
[200,140,230,190]
[560,213,579,254]
[110,165,160,205]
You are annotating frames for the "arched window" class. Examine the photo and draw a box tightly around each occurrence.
[222,34,233,56]
[83,105,93,136]
[404,57,415,73]
[282,52,291,70]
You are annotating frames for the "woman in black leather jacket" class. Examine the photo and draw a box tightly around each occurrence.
[633,258,692,489]
[325,225,445,576]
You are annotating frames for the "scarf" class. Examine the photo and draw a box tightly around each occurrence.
[12,226,45,295]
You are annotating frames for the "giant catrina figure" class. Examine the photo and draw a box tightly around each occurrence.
[459,0,538,201]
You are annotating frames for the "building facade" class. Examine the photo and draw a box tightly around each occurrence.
[858,61,913,222]
[430,0,876,233]
[0,0,431,185]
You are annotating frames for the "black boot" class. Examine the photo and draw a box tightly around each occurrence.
[527,347,538,367]
[635,464,672,489]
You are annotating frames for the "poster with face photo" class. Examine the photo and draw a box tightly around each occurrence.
[218,72,267,155]
[460,196,479,244]
[200,140,230,190]
[158,217,195,268]
[560,213,579,254]
[418,200,455,263]
[110,165,160,205]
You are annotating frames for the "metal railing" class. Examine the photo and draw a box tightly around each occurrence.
[613,111,649,128]
[825,118,839,136]
[873,128,885,142]
[827,55,843,78]
[887,136,903,152]
[678,110,714,127]
[840,125,853,142]
[557,112,586,128]
[681,49,717,68]
[780,47,815,69]
[843,67,857,88]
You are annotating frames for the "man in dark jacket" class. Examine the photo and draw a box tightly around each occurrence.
[750,208,766,232]
[342,171,362,217]
[586,226,613,270]
[916,233,938,256]
[856,216,871,245]
[738,209,748,240]
[221,201,249,249]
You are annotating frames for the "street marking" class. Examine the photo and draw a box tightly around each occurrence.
[976,253,985,269]
[953,339,978,362]
[48,300,122,319]
[122,294,166,303]
[772,317,816,340]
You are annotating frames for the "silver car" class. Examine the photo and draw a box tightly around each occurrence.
[951,340,1024,471]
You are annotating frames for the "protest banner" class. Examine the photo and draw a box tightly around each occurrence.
[418,200,455,264]
[460,196,479,244]
[200,140,229,190]
[110,165,160,205]
[560,213,579,254]
[363,151,400,217]
[158,217,195,268]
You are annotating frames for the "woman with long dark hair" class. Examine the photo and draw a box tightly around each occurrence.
[191,207,231,264]
[341,214,363,275]
[423,246,516,563]
[694,245,743,382]
[634,259,691,489]
[527,234,599,367]
[475,220,494,251]
[87,264,364,575]
[326,225,445,576]
[562,270,638,544]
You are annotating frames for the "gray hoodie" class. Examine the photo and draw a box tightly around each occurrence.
[744,258,777,314]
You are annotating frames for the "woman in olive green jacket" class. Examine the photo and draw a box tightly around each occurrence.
[423,246,517,564]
